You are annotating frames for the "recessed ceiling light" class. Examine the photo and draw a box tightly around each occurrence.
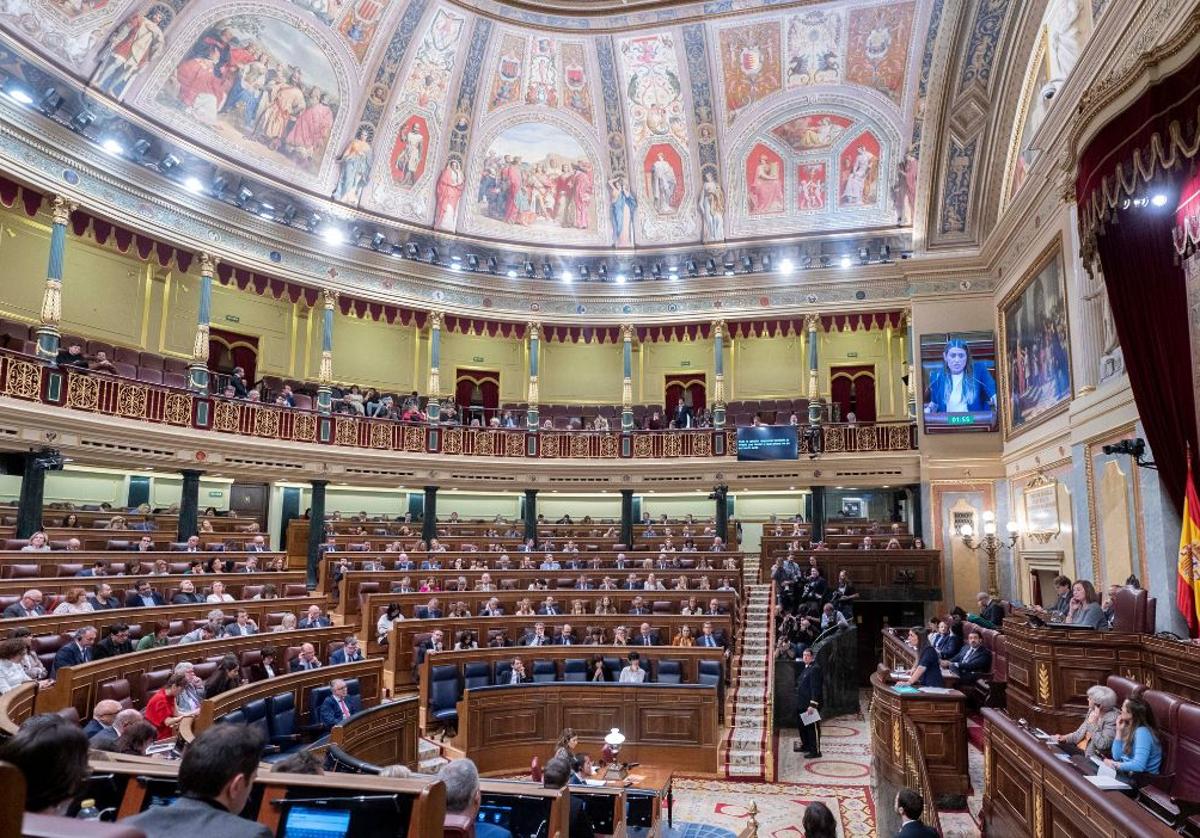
[183,176,204,194]
[101,137,125,155]
[322,227,346,246]
[779,258,794,275]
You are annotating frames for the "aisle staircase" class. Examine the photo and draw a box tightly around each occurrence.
[418,736,449,774]
[721,553,775,780]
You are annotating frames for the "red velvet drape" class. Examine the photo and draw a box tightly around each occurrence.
[208,327,260,383]
[454,369,499,421]
[664,374,706,417]
[1095,206,1197,513]
[829,365,876,421]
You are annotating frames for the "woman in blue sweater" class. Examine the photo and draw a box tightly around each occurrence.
[1103,697,1162,776]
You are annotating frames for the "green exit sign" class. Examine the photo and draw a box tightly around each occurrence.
[224,314,241,323]
[472,356,485,363]
[681,360,691,367]
[947,414,976,426]
[207,490,224,497]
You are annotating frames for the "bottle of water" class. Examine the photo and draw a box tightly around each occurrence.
[77,799,100,820]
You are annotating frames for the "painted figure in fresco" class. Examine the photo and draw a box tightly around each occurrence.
[892,153,918,225]
[609,176,637,247]
[175,46,227,122]
[749,153,783,213]
[93,6,167,99]
[435,159,465,230]
[567,162,593,229]
[841,144,877,205]
[333,127,372,204]
[797,165,825,211]
[395,119,425,186]
[219,44,268,132]
[287,89,334,163]
[699,170,725,240]
[648,151,677,215]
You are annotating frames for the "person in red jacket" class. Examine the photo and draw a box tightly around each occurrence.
[144,672,187,740]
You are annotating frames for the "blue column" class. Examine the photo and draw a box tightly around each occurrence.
[316,290,337,414]
[426,311,442,421]
[35,196,76,362]
[712,320,726,429]
[621,324,634,432]
[188,253,216,393]
[806,313,822,425]
[527,322,540,430]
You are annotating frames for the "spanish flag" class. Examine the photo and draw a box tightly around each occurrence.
[1177,457,1200,637]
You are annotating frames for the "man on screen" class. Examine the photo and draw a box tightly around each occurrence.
[923,338,996,415]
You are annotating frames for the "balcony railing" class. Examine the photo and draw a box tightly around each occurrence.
[0,352,918,459]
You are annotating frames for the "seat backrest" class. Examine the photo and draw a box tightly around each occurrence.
[697,659,722,686]
[97,678,133,709]
[22,813,150,838]
[1113,588,1148,633]
[242,698,271,742]
[562,658,587,682]
[656,660,682,684]
[429,664,460,710]
[240,649,263,683]
[463,661,491,690]
[9,563,39,578]
[494,660,512,684]
[990,635,1007,682]
[531,659,557,682]
[1106,675,1148,708]
[1170,701,1200,801]
[443,812,475,838]
[1141,688,1183,774]
[268,691,298,738]
[308,685,333,726]
[283,583,308,597]
[220,709,247,726]
[602,657,622,681]
[140,668,171,700]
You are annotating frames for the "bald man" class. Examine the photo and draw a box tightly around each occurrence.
[83,699,123,741]
[93,708,143,751]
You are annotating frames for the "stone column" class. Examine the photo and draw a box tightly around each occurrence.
[188,253,217,393]
[621,324,635,432]
[426,311,443,422]
[422,485,438,543]
[524,489,538,544]
[316,289,337,414]
[805,313,822,425]
[527,321,540,430]
[620,489,634,549]
[903,310,917,418]
[1077,256,1110,393]
[177,469,202,541]
[35,195,77,362]
[712,320,727,429]
[15,453,46,539]
[713,484,729,545]
[306,480,327,588]
[810,486,826,544]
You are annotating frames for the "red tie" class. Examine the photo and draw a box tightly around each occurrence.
[338,698,349,717]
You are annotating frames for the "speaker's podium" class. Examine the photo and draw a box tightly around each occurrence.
[869,665,969,835]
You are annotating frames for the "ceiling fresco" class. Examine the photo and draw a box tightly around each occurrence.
[0,0,940,250]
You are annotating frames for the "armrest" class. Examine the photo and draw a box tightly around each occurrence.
[271,733,303,745]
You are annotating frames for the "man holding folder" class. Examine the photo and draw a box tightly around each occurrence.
[795,646,823,758]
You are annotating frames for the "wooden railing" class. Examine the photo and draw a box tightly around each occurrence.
[0,351,919,459]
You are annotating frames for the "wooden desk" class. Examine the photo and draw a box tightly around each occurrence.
[981,708,1177,837]
[327,695,421,771]
[595,766,674,834]
[453,683,720,775]
[869,670,969,799]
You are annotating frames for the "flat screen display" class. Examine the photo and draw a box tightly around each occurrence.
[736,425,798,461]
[281,806,352,838]
[920,331,999,433]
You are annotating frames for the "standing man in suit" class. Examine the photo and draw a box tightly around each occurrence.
[123,724,272,838]
[318,678,362,728]
[795,646,823,759]
[52,626,97,675]
[949,627,992,686]
[894,789,939,837]
[673,396,693,429]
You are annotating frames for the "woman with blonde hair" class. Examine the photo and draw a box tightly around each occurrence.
[273,612,298,632]
[672,624,695,646]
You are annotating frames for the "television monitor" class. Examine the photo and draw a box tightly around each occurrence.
[280,806,352,838]
[273,792,412,838]
[478,791,555,838]
[736,425,799,461]
[920,331,999,433]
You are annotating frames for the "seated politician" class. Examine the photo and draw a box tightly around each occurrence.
[318,678,362,728]
[948,627,991,685]
[923,337,997,416]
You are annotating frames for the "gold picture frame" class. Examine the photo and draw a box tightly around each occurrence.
[1022,474,1061,543]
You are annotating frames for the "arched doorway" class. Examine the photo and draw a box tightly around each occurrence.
[455,368,500,425]
[208,327,259,385]
[665,374,706,424]
[830,365,876,422]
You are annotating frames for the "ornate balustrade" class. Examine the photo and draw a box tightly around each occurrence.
[0,351,918,459]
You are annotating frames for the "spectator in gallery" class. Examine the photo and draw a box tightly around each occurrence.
[229,366,249,397]
[922,337,997,414]
[55,343,88,368]
[89,350,117,373]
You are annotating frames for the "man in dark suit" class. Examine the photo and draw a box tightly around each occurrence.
[289,643,322,672]
[2,590,45,619]
[949,628,992,686]
[124,724,272,838]
[75,561,107,578]
[52,626,97,675]
[1048,575,1072,616]
[544,756,595,838]
[91,624,133,660]
[538,597,561,616]
[672,398,693,429]
[521,623,550,647]
[124,581,164,608]
[317,678,362,728]
[330,636,364,665]
[91,583,121,610]
[627,596,649,615]
[416,630,445,664]
[297,604,332,628]
[697,621,726,651]
[171,579,203,604]
[554,624,575,646]
[419,598,443,620]
[504,657,532,684]
[635,622,658,646]
[800,567,828,605]
[246,535,268,553]
[82,699,122,740]
[795,646,823,758]
[894,789,939,838]
[976,592,1006,627]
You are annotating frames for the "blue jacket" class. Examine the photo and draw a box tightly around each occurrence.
[1112,726,1163,774]
[933,632,961,660]
[318,693,362,728]
[329,647,364,665]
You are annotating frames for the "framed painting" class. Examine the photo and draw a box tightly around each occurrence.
[999,235,1073,438]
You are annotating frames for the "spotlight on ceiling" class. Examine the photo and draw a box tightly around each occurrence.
[210,175,228,198]
[1151,193,1169,208]
[597,263,607,280]
[486,256,498,274]
[450,258,462,272]
[741,255,753,273]
[542,262,553,279]
[879,244,891,262]
[428,246,439,264]
[467,254,479,271]
[322,226,345,246]
[840,255,852,269]
[686,259,698,277]
[71,109,95,132]
[761,254,772,272]
[579,265,589,280]
[183,175,204,194]
[132,138,152,159]
[524,260,535,278]
[405,242,420,258]
[256,201,275,219]
[39,87,63,116]
[158,153,180,173]
[100,137,125,156]
[235,185,254,207]
[305,211,322,231]
[280,204,298,224]
[3,84,33,105]
[561,269,573,284]
[615,272,626,285]
[371,232,387,251]
[779,258,794,275]
[820,255,832,268]
[633,264,644,281]
[858,247,869,265]
[706,258,717,276]
[801,253,813,269]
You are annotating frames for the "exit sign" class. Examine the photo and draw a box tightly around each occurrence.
[680,360,691,367]
[224,314,241,323]
[472,356,484,363]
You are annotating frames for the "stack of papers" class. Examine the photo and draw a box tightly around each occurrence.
[918,687,955,695]
[1084,775,1131,790]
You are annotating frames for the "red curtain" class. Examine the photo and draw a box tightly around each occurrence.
[455,369,500,422]
[829,365,876,422]
[208,327,260,383]
[1095,206,1196,513]
[664,374,706,417]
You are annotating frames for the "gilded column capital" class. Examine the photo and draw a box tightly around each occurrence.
[199,252,220,278]
[428,310,444,330]
[711,319,726,339]
[528,321,541,341]
[51,195,77,226]
[902,309,913,328]
[322,288,339,310]
[620,323,635,342]
[804,313,820,333]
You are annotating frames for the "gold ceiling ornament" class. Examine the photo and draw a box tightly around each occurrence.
[199,252,219,276]
[428,310,444,330]
[804,313,820,333]
[50,194,76,226]
[321,288,339,311]
[620,323,635,343]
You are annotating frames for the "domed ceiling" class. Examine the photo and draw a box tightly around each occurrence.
[0,0,940,251]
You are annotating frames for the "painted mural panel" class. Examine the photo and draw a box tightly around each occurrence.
[333,124,373,203]
[718,19,782,125]
[389,113,429,186]
[399,7,463,121]
[487,33,525,112]
[786,10,841,87]
[336,0,392,63]
[838,131,880,207]
[770,113,852,152]
[526,35,557,106]
[746,143,785,215]
[471,122,598,236]
[643,143,683,216]
[560,41,593,124]
[150,14,341,175]
[797,162,827,211]
[617,32,687,146]
[91,4,172,100]
[845,2,915,106]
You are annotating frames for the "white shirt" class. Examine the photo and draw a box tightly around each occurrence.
[619,666,646,683]
[0,659,32,694]
[946,372,968,412]
[207,593,235,603]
